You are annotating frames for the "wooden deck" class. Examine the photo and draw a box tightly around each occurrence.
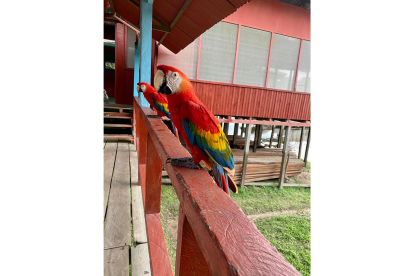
[104,140,150,276]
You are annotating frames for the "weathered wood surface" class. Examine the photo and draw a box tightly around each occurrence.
[279,126,291,188]
[104,124,133,128]
[104,142,131,249]
[104,247,129,276]
[130,147,147,244]
[137,105,301,276]
[131,244,151,276]
[104,142,117,217]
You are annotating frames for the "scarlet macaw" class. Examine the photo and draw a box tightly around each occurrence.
[137,82,178,137]
[154,65,237,195]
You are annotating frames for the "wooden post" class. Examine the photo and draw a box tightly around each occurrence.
[253,125,259,153]
[278,126,291,188]
[298,126,305,159]
[304,127,311,167]
[258,125,263,146]
[145,136,162,214]
[223,123,229,136]
[240,124,252,189]
[269,125,275,148]
[231,123,239,147]
[175,204,210,276]
[241,124,245,137]
[277,125,284,148]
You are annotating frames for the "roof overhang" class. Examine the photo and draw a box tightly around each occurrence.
[104,0,251,54]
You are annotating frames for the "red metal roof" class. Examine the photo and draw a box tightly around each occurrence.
[105,0,251,54]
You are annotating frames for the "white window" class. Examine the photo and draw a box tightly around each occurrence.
[234,26,271,87]
[267,34,301,91]
[157,38,199,79]
[198,22,238,83]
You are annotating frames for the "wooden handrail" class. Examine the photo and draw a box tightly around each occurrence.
[133,97,301,276]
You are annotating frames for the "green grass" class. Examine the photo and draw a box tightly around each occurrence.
[159,185,311,274]
[256,215,310,276]
[300,159,311,171]
[232,186,310,215]
[160,185,180,272]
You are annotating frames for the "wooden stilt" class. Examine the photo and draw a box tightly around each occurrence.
[277,125,284,148]
[231,123,239,147]
[223,123,229,136]
[304,127,311,167]
[241,124,245,137]
[240,124,252,189]
[269,125,275,148]
[253,125,259,153]
[298,126,305,159]
[278,126,291,188]
[258,125,263,146]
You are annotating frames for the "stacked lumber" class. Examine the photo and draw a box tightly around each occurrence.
[232,149,304,184]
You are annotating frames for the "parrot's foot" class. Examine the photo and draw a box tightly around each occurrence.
[147,115,161,118]
[166,157,201,169]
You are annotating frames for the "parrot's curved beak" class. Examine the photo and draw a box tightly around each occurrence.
[154,70,172,95]
[136,85,142,93]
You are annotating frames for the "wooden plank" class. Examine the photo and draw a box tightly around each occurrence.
[131,185,147,244]
[104,246,129,276]
[104,142,118,218]
[131,244,151,276]
[104,135,134,141]
[104,142,131,249]
[130,147,147,244]
[240,124,252,189]
[104,112,133,118]
[104,124,133,128]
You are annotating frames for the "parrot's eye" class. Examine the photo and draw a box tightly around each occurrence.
[140,85,146,92]
[173,72,178,78]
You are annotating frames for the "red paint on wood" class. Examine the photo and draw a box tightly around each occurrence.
[145,136,162,214]
[232,24,241,84]
[175,205,210,276]
[223,0,310,40]
[190,80,311,121]
[135,100,302,275]
[123,69,134,105]
[115,23,125,104]
[145,213,174,276]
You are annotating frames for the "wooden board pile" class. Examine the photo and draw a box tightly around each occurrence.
[231,148,304,184]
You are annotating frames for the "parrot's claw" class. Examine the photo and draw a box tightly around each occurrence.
[147,115,161,118]
[166,157,201,169]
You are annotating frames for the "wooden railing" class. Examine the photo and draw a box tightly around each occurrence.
[133,97,301,276]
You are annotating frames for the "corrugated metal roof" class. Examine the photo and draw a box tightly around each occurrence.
[106,0,251,54]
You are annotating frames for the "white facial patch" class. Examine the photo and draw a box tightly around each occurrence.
[154,70,164,91]
[140,85,146,92]
[167,71,182,94]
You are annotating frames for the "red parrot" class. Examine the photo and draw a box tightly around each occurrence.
[154,65,237,195]
[137,82,178,137]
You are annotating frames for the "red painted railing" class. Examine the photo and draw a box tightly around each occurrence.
[191,79,311,121]
[133,97,301,276]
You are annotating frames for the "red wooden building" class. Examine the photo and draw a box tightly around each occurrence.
[104,0,310,123]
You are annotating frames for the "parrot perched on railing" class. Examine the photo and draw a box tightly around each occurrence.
[154,65,237,195]
[137,82,178,137]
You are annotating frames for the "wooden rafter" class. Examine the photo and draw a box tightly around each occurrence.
[158,0,193,45]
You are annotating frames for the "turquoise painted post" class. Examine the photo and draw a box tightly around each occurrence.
[133,41,140,97]
[138,0,153,107]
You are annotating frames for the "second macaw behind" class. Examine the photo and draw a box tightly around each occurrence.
[154,65,237,196]
[137,82,178,137]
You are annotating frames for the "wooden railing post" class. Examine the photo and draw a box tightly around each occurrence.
[175,204,210,276]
